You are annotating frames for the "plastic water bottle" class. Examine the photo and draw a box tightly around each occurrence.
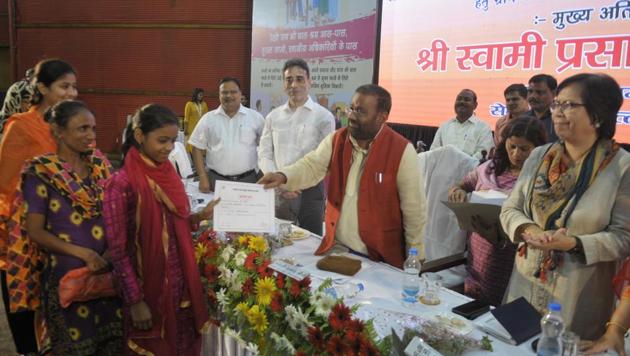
[402,248,421,306]
[537,302,565,356]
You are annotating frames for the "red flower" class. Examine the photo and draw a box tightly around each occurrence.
[198,229,217,244]
[276,274,285,289]
[359,340,380,356]
[289,279,302,298]
[346,332,367,355]
[242,277,254,296]
[294,351,307,356]
[257,259,272,277]
[307,326,325,351]
[299,276,311,289]
[204,264,220,283]
[347,318,365,333]
[205,240,220,259]
[244,252,259,270]
[270,291,284,313]
[328,303,352,331]
[326,335,349,356]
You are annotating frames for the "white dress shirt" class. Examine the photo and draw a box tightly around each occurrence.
[188,104,265,176]
[258,96,335,173]
[429,114,494,160]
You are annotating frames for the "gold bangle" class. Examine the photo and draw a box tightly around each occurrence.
[606,321,628,334]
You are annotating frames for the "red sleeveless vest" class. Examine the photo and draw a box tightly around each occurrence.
[315,126,409,268]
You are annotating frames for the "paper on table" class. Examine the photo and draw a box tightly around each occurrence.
[213,181,275,233]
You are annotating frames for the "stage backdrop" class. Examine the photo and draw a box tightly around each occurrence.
[379,0,630,142]
[250,0,378,118]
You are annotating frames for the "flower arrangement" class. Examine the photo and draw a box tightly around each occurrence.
[195,228,493,355]
[194,229,386,355]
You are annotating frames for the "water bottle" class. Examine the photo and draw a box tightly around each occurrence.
[537,302,565,356]
[402,248,421,306]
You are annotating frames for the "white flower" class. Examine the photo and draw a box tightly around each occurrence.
[233,250,247,265]
[221,245,235,262]
[216,288,229,308]
[229,270,243,292]
[285,305,311,335]
[218,264,231,281]
[311,291,337,317]
[271,332,296,353]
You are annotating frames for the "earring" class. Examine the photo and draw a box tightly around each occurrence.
[595,121,601,128]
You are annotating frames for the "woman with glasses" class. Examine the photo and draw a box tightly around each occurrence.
[500,73,630,339]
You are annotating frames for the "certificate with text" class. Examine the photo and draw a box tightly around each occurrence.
[213,181,275,233]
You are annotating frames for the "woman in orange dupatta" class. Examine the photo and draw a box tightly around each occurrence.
[103,104,218,356]
[0,58,77,354]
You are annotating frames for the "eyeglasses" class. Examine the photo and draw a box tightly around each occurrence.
[550,100,585,113]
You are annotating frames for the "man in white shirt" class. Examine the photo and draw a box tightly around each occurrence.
[258,58,335,235]
[189,77,265,192]
[430,89,494,160]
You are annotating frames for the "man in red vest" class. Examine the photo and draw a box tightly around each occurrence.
[258,84,427,268]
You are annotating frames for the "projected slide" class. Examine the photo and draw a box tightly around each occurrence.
[379,0,630,142]
[251,1,378,120]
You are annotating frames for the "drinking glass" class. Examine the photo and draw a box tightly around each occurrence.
[420,272,442,305]
[560,331,579,356]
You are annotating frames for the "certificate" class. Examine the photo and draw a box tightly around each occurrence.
[213,181,275,233]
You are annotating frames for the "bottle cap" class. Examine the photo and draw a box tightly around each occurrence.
[409,248,418,256]
[548,302,561,312]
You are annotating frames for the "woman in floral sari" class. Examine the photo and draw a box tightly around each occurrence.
[15,100,123,354]
[501,73,630,339]
[103,104,217,355]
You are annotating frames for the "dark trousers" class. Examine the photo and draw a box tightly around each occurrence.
[207,169,260,190]
[1,270,38,354]
[276,181,325,235]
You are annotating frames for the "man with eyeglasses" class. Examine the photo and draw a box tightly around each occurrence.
[258,84,427,268]
[258,58,335,235]
[526,73,559,142]
[430,89,494,160]
[189,76,265,192]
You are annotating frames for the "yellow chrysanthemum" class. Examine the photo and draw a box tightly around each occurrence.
[69,327,81,341]
[255,277,276,306]
[36,184,48,198]
[246,305,268,334]
[194,243,207,263]
[49,199,61,213]
[23,202,29,213]
[50,255,57,267]
[236,302,249,315]
[77,305,90,318]
[116,308,123,319]
[238,235,250,246]
[248,236,267,253]
[91,225,104,240]
[70,212,83,226]
[58,233,71,243]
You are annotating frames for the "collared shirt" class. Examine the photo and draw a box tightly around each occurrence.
[280,130,427,260]
[188,104,265,176]
[258,96,335,173]
[430,114,494,160]
[526,109,558,142]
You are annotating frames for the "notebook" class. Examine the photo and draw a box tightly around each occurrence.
[475,297,541,345]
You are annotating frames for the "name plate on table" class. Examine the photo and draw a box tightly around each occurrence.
[269,260,309,281]
[404,337,441,356]
[213,181,275,233]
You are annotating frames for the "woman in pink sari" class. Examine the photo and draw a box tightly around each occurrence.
[448,116,547,305]
[103,104,218,355]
